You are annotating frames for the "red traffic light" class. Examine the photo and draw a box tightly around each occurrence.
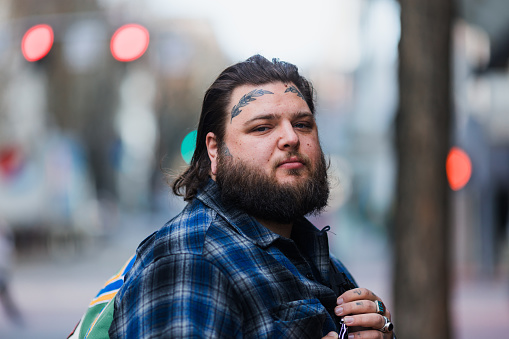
[446,147,472,191]
[22,24,54,62]
[110,24,149,62]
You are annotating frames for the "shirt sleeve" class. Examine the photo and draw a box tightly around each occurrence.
[109,253,243,338]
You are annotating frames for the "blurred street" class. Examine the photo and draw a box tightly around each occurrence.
[0,211,507,339]
[0,212,160,339]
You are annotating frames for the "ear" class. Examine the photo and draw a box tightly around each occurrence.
[206,132,218,177]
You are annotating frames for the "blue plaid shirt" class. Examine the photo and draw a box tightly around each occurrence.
[109,180,356,338]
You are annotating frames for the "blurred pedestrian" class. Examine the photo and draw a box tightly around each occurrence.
[0,217,23,326]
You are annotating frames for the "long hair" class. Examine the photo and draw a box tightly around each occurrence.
[172,54,316,201]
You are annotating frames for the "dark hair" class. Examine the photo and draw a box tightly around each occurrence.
[172,54,316,201]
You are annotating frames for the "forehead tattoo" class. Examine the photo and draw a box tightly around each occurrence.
[231,89,273,122]
[284,85,305,101]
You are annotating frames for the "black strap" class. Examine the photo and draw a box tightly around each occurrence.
[329,259,356,333]
[329,259,356,296]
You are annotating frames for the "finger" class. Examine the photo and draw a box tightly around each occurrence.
[337,288,378,304]
[335,299,385,317]
[343,313,386,329]
[335,300,377,317]
[348,330,393,339]
[347,329,385,338]
[322,331,338,338]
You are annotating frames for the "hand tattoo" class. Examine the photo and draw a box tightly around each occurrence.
[231,89,273,122]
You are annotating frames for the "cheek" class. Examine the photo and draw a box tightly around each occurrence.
[303,139,322,160]
[234,139,274,161]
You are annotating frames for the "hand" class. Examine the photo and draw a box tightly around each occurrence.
[322,331,340,339]
[334,287,393,338]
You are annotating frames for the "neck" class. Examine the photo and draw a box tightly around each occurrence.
[255,218,293,238]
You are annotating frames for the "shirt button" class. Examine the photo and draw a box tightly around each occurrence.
[306,273,314,280]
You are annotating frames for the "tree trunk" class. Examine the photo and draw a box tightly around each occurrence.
[394,0,453,338]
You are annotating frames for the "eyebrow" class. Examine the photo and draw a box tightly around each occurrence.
[243,111,314,125]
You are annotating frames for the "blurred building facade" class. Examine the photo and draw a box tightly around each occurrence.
[0,0,229,253]
[454,0,509,277]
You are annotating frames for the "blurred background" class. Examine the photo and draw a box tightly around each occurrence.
[0,0,508,338]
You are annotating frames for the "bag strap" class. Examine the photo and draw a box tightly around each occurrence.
[329,259,356,297]
[329,259,356,337]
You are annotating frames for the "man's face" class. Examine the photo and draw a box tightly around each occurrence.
[206,82,329,223]
[216,82,322,185]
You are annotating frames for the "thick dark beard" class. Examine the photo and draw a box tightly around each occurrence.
[215,147,330,224]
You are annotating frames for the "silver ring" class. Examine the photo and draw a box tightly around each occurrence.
[375,300,385,315]
[377,316,394,333]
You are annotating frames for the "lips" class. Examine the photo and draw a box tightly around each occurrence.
[278,157,305,169]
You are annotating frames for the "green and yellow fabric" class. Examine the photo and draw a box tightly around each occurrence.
[68,254,136,339]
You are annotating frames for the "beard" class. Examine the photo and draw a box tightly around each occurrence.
[215,146,330,224]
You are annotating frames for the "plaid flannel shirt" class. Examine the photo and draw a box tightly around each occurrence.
[109,179,356,338]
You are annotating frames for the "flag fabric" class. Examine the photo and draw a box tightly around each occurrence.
[68,254,136,339]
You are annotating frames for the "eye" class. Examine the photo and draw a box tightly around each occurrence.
[253,125,270,132]
[294,122,312,129]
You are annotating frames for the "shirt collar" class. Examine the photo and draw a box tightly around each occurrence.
[196,179,281,248]
[195,179,328,250]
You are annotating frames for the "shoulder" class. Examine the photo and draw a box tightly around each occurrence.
[142,198,216,256]
[123,198,242,287]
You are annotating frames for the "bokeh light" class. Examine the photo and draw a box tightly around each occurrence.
[181,130,197,164]
[446,147,472,191]
[0,146,23,177]
[110,24,150,62]
[21,24,54,62]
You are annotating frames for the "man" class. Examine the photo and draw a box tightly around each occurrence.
[109,55,394,338]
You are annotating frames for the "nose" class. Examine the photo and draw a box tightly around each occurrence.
[277,122,300,150]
